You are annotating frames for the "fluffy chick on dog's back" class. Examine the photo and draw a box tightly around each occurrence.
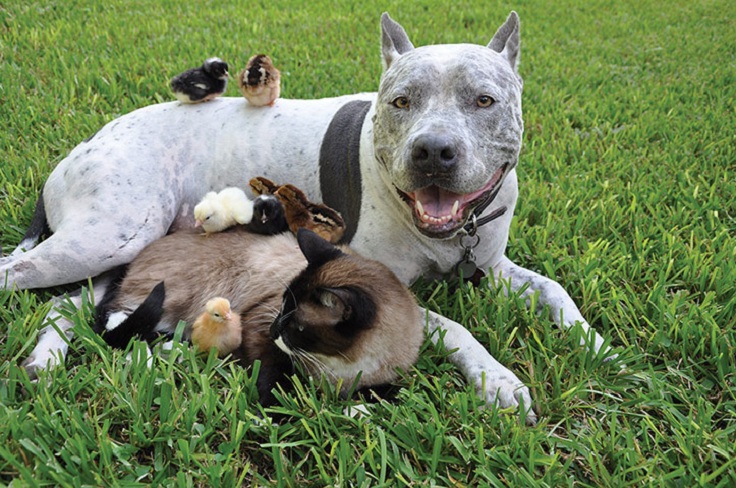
[194,187,254,234]
[238,54,281,107]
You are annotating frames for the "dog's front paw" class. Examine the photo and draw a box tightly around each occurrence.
[21,353,61,380]
[473,367,536,425]
[425,310,537,424]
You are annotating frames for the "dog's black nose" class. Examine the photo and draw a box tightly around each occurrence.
[411,134,458,175]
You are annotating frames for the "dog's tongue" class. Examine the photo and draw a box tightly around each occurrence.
[414,186,465,218]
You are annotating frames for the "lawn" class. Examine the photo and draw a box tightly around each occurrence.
[1,0,735,485]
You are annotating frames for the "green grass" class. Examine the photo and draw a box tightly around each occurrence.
[1,0,735,485]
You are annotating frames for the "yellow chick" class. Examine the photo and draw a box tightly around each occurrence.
[191,297,242,357]
[194,187,254,234]
[238,54,281,107]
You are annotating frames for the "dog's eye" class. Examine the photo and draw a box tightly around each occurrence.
[392,96,410,109]
[476,95,495,108]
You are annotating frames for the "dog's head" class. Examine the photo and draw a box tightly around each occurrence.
[373,12,523,239]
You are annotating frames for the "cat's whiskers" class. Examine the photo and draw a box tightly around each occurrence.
[283,284,297,309]
[268,272,297,311]
[277,309,296,324]
[335,350,352,362]
[292,348,337,383]
[259,303,282,316]
[246,310,280,323]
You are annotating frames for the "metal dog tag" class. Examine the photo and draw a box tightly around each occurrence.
[456,224,484,284]
[456,258,478,279]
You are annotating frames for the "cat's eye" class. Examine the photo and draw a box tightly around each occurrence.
[297,324,305,332]
[392,96,410,109]
[476,95,495,108]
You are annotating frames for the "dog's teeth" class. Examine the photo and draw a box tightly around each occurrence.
[415,200,424,216]
[418,212,454,225]
[415,201,456,226]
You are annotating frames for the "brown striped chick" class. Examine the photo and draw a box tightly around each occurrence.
[248,175,280,196]
[238,54,281,107]
[191,298,242,357]
[249,176,345,242]
[194,187,254,234]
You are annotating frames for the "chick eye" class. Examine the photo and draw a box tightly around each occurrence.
[205,216,211,220]
[476,95,495,108]
[392,96,410,109]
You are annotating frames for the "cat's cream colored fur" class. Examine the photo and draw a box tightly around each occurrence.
[102,227,423,396]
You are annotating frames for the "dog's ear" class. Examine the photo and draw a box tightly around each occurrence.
[381,12,414,70]
[488,11,521,73]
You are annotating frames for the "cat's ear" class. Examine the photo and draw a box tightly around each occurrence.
[297,228,344,267]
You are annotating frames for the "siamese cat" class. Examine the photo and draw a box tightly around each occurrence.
[94,226,424,407]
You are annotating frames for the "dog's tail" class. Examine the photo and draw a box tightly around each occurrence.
[99,282,167,349]
[9,189,51,255]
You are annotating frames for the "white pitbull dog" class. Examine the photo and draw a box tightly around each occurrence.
[5,12,607,422]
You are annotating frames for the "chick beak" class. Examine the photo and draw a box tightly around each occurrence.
[194,220,202,228]
[224,311,232,321]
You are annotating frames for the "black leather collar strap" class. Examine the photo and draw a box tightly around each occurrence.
[461,185,507,235]
[318,100,372,244]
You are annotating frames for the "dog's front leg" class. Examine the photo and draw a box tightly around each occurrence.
[425,309,537,425]
[492,256,609,355]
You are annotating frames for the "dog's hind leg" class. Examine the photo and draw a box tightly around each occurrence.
[0,206,167,291]
[492,256,609,355]
[20,272,115,379]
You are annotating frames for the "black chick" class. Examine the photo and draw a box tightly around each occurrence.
[170,57,229,104]
[244,194,289,235]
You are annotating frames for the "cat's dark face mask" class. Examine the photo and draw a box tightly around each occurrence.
[269,229,376,357]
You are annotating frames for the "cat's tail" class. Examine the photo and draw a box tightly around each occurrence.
[99,281,167,349]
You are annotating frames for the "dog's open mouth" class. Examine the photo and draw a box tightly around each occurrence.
[397,163,509,238]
